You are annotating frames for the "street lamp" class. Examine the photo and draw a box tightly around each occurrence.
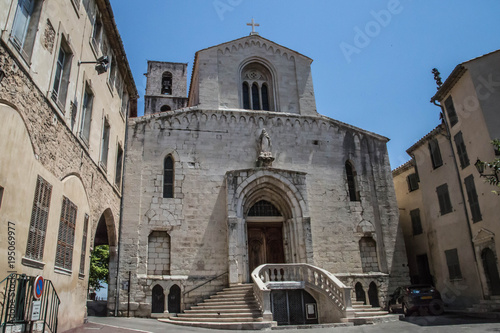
[475,158,499,182]
[78,55,109,75]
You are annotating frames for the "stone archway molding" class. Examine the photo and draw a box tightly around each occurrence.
[226,168,313,284]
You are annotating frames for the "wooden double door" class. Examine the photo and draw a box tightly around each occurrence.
[248,223,285,274]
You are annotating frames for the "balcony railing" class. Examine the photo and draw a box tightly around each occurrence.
[251,264,353,321]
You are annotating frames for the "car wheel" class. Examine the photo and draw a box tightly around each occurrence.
[403,303,412,316]
[429,301,444,316]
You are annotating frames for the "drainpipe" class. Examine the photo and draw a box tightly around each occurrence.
[432,100,484,295]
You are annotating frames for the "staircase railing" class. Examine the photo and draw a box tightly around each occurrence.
[0,274,60,333]
[183,272,228,296]
[251,264,353,320]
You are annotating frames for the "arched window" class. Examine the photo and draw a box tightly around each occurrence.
[161,72,172,95]
[346,161,359,201]
[242,82,250,109]
[261,84,270,111]
[160,105,171,112]
[241,62,274,111]
[163,155,174,198]
[251,83,260,110]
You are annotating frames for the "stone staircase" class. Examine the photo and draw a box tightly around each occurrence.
[346,301,401,325]
[159,284,276,330]
[467,296,500,314]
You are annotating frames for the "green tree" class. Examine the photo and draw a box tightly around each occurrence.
[89,245,109,291]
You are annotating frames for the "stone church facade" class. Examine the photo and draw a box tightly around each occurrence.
[117,34,408,322]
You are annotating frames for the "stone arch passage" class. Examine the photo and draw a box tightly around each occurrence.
[89,208,117,315]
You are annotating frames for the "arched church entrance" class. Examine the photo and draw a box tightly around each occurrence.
[226,171,313,285]
[247,200,285,274]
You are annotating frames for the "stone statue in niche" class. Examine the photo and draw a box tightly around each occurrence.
[257,128,275,167]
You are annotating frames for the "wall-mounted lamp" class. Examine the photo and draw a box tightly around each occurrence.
[475,158,499,182]
[78,55,109,75]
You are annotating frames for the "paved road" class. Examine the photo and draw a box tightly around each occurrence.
[63,315,500,333]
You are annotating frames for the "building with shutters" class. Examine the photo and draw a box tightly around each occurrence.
[116,30,409,326]
[0,0,136,330]
[393,49,500,310]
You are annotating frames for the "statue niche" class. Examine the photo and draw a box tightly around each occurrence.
[257,129,275,167]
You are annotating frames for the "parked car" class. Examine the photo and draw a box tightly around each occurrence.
[387,285,444,316]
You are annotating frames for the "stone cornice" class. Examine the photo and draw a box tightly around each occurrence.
[129,108,389,143]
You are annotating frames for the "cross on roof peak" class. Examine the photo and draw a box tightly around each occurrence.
[247,18,260,35]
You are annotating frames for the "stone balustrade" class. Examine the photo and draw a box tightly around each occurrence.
[251,264,353,321]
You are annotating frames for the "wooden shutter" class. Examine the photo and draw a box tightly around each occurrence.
[79,214,89,275]
[464,175,482,222]
[26,176,52,260]
[437,184,452,215]
[454,131,470,168]
[428,139,443,169]
[444,96,458,127]
[410,209,422,235]
[55,196,77,270]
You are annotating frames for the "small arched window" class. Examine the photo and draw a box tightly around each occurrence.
[160,105,171,112]
[161,72,172,95]
[163,155,174,198]
[242,82,250,109]
[241,62,274,111]
[251,83,260,110]
[346,161,359,201]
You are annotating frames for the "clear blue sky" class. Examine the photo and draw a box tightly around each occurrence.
[109,0,500,169]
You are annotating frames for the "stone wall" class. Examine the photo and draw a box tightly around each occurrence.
[0,41,121,329]
[118,107,409,315]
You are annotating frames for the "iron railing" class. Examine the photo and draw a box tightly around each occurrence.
[0,274,60,333]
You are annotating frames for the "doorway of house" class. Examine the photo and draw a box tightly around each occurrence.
[482,248,500,296]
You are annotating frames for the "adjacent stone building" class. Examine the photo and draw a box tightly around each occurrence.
[393,49,500,310]
[0,0,136,330]
[117,32,409,323]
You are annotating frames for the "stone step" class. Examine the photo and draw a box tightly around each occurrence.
[185,308,261,315]
[203,298,258,305]
[353,307,384,312]
[209,293,254,299]
[191,303,259,310]
[177,312,262,319]
[170,316,264,323]
[346,314,400,325]
[351,304,374,310]
[158,318,276,330]
[354,310,389,318]
[479,299,500,304]
[217,290,253,296]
